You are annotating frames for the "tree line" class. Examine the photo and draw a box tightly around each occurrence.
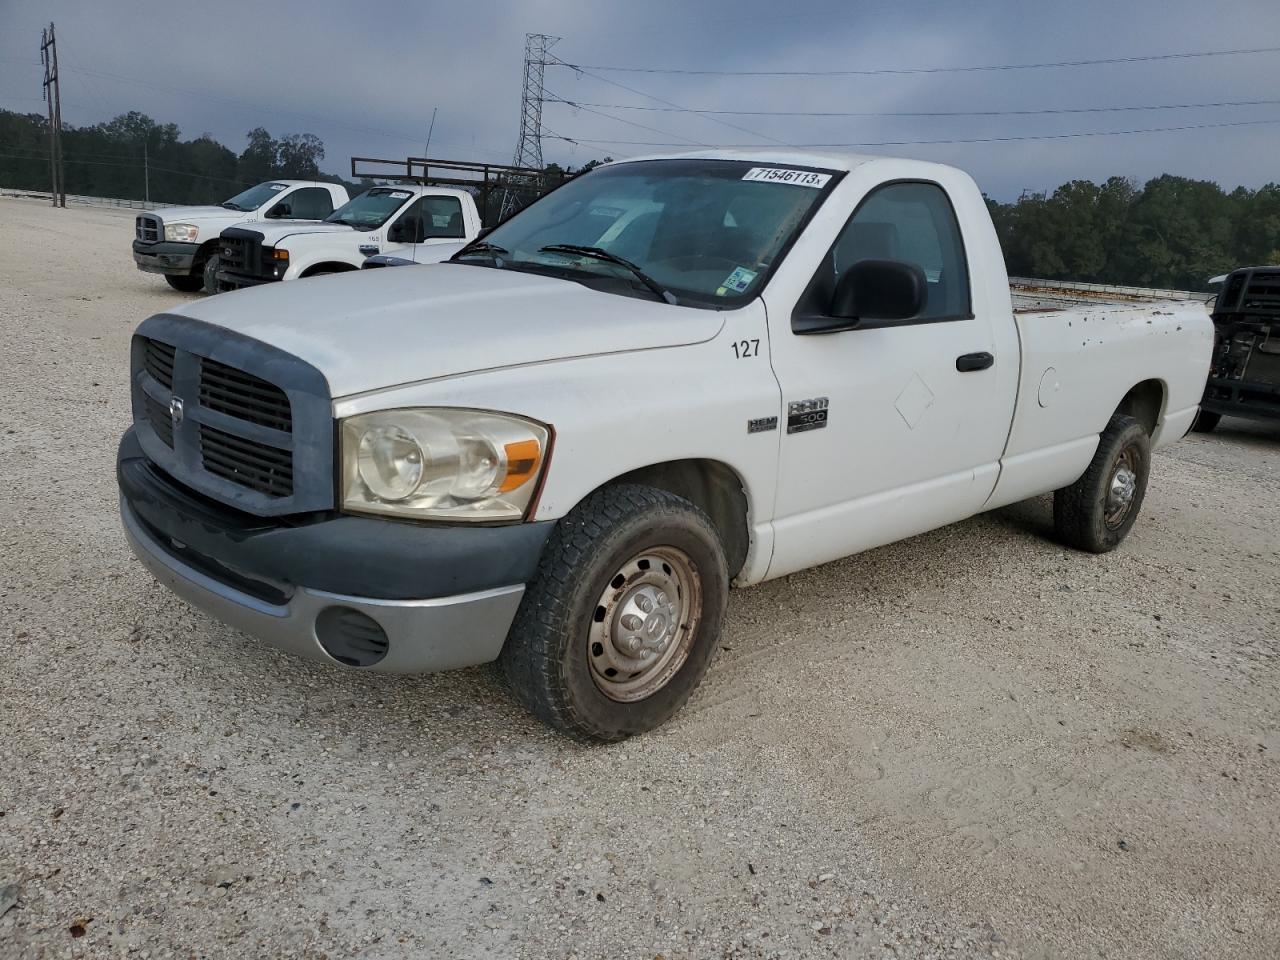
[987,176,1280,291]
[0,108,333,204]
[3,107,1276,290]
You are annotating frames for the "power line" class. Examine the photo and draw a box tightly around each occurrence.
[543,94,1280,119]
[553,44,1280,77]
[542,117,1280,149]
[551,59,788,146]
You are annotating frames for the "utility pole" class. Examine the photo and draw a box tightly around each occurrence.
[40,21,65,208]
[500,33,559,219]
[143,141,150,207]
[425,106,438,157]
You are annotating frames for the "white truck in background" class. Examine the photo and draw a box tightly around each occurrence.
[215,185,477,289]
[217,156,556,289]
[118,150,1213,741]
[132,180,350,294]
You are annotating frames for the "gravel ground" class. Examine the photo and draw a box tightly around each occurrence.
[1,198,1277,960]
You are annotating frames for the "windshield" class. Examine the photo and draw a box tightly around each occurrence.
[325,188,414,229]
[221,182,290,211]
[454,159,839,307]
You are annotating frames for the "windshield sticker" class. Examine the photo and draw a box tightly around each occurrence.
[718,266,758,296]
[742,167,831,188]
[389,190,412,200]
[269,184,287,191]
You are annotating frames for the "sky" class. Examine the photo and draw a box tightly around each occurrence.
[1,0,1278,201]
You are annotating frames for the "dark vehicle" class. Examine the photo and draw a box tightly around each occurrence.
[1195,266,1280,432]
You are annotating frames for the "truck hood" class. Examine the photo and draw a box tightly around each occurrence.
[157,205,251,226]
[242,221,360,244]
[169,263,726,397]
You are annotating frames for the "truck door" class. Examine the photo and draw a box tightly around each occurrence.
[384,195,469,255]
[765,179,1018,579]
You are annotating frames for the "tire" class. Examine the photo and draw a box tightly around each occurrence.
[201,254,222,295]
[1053,414,1151,553]
[164,273,203,293]
[1190,409,1220,433]
[500,484,729,742]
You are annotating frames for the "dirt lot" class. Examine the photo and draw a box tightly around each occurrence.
[1,197,1277,960]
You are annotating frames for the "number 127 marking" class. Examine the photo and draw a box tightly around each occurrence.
[731,339,760,359]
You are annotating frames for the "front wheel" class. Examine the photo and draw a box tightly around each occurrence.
[164,273,203,293]
[201,254,222,295]
[1053,413,1151,553]
[500,484,729,741]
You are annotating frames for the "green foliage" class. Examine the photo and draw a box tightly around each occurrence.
[0,108,336,205]
[991,174,1278,290]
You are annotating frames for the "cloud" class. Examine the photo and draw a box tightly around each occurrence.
[1,0,1277,198]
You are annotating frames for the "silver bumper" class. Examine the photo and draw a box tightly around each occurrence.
[122,499,524,673]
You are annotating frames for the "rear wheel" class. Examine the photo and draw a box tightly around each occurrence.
[500,484,729,742]
[1053,414,1151,553]
[1190,409,1220,433]
[164,273,203,293]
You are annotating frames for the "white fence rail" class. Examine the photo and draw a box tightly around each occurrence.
[0,187,179,210]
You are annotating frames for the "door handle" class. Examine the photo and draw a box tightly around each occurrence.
[956,352,994,372]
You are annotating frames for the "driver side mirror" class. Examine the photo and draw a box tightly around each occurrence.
[266,202,291,219]
[830,259,926,322]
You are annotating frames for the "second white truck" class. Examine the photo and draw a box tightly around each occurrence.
[215,185,479,289]
[118,149,1213,741]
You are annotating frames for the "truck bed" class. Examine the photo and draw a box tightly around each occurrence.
[1010,277,1213,313]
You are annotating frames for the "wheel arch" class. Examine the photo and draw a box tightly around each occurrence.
[195,238,222,265]
[595,458,751,580]
[1114,378,1166,435]
[301,260,360,278]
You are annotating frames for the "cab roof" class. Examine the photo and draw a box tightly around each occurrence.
[607,148,893,173]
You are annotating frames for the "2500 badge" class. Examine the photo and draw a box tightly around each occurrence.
[787,397,829,434]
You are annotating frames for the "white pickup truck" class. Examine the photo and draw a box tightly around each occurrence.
[117,150,1212,741]
[132,180,350,294]
[215,185,479,289]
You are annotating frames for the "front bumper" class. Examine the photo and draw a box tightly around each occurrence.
[117,429,552,672]
[217,269,281,291]
[133,240,198,275]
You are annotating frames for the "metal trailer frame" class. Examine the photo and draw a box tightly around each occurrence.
[349,156,568,228]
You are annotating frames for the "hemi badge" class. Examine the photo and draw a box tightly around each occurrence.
[748,416,778,434]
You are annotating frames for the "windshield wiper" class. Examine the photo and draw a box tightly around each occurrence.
[220,202,244,211]
[539,244,678,305]
[453,240,510,264]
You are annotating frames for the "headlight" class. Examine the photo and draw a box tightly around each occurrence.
[163,223,199,242]
[341,409,550,522]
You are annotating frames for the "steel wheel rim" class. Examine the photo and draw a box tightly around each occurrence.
[587,545,703,703]
[1105,445,1139,528]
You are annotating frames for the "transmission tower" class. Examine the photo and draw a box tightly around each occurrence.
[40,21,65,208]
[500,33,559,219]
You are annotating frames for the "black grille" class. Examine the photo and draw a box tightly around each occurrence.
[135,214,161,242]
[144,393,173,447]
[132,315,332,516]
[143,338,175,390]
[199,358,292,432]
[219,232,266,277]
[199,424,293,498]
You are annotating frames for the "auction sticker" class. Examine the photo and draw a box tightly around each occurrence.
[720,266,758,294]
[388,190,412,199]
[742,167,831,188]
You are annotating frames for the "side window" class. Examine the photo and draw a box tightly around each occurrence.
[829,182,970,320]
[284,187,334,220]
[421,196,465,239]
